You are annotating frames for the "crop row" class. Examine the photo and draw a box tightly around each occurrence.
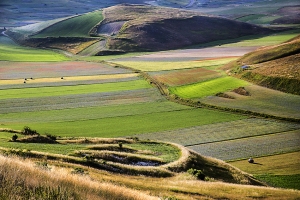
[201,85,300,120]
[188,130,300,161]
[0,101,191,123]
[0,79,151,100]
[0,108,244,138]
[113,58,236,72]
[0,88,165,114]
[151,67,222,86]
[0,75,139,90]
[133,118,300,146]
[0,61,131,79]
[169,76,249,99]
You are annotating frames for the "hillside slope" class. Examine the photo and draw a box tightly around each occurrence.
[6,4,272,54]
[98,4,271,52]
[226,35,300,94]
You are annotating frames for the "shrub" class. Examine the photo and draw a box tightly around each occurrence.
[12,134,18,142]
[187,168,206,180]
[71,167,87,175]
[118,142,123,149]
[22,126,39,135]
[46,134,57,141]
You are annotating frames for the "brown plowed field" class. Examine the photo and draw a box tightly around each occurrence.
[152,67,221,86]
[113,46,258,62]
[0,61,131,79]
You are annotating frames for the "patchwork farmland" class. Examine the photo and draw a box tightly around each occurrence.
[1,1,300,197]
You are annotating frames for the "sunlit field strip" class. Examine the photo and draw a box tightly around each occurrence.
[0,80,151,100]
[133,118,300,146]
[1,109,245,138]
[0,101,191,123]
[222,29,300,47]
[0,131,86,155]
[0,88,164,113]
[169,76,249,99]
[229,151,300,175]
[0,73,138,85]
[200,85,300,119]
[188,130,300,161]
[0,43,69,62]
[113,57,236,72]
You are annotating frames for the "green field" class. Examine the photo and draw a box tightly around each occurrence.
[169,76,249,99]
[0,80,150,100]
[0,108,244,138]
[33,10,103,37]
[200,85,300,120]
[0,36,69,62]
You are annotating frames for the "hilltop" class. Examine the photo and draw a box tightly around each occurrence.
[226,35,300,94]
[6,4,272,55]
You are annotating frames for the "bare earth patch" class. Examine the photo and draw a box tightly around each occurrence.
[113,46,258,62]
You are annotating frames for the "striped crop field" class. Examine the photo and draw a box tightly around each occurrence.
[0,61,131,79]
[0,80,151,100]
[133,118,300,146]
[113,57,236,72]
[188,130,300,161]
[0,107,245,138]
[169,76,249,99]
[150,67,222,86]
[200,85,300,120]
[0,73,139,89]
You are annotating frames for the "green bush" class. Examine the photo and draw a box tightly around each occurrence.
[22,126,39,135]
[12,134,18,142]
[187,168,206,180]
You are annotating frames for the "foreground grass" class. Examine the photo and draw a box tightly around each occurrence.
[169,76,249,99]
[1,155,300,200]
[0,155,156,200]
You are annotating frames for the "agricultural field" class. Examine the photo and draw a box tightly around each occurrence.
[230,152,300,190]
[169,76,249,99]
[0,36,69,62]
[200,84,300,120]
[1,1,300,195]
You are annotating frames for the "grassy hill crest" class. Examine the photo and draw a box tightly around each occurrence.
[226,35,300,94]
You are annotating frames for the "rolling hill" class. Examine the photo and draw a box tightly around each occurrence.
[226,35,300,94]
[6,4,272,55]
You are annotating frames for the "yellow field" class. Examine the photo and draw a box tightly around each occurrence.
[0,73,138,85]
[229,151,300,175]
[113,57,237,72]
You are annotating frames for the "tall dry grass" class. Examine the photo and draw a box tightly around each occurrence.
[0,155,158,200]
